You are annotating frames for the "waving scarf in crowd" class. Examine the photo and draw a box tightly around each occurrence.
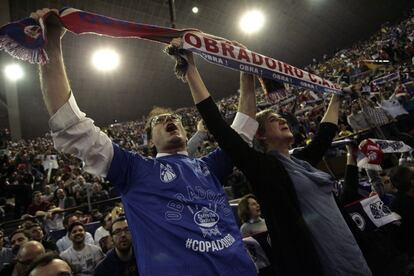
[345,194,401,232]
[0,7,342,95]
[357,139,412,171]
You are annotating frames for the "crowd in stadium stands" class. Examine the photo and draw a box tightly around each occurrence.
[0,8,414,276]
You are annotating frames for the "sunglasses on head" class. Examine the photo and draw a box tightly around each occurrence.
[150,114,182,128]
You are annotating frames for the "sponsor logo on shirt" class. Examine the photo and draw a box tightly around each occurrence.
[194,207,221,237]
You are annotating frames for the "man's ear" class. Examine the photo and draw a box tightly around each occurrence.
[148,139,157,157]
[148,139,156,151]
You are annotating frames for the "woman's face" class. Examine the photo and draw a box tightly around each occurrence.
[261,113,294,145]
[247,198,261,220]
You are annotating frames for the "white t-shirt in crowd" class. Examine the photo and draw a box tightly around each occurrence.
[57,232,95,252]
[380,99,408,118]
[94,226,110,245]
[60,244,105,276]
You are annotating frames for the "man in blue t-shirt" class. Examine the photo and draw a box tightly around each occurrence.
[93,217,138,276]
[33,8,258,276]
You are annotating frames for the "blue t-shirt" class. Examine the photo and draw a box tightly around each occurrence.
[106,144,257,276]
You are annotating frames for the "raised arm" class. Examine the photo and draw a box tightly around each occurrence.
[173,38,258,144]
[233,41,256,119]
[320,94,341,125]
[32,9,71,115]
[238,72,256,118]
[293,94,340,165]
[32,8,114,177]
[341,144,362,205]
[184,69,258,153]
[170,39,261,170]
[182,48,210,104]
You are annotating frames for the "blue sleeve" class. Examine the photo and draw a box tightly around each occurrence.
[105,143,151,194]
[201,148,234,184]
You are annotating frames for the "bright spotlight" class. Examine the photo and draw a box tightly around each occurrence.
[92,48,120,71]
[4,64,24,81]
[192,7,199,14]
[239,10,265,33]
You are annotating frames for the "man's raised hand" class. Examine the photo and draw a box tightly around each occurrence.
[170,37,195,68]
[30,8,65,50]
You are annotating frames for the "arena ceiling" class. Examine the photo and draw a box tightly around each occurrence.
[1,0,414,138]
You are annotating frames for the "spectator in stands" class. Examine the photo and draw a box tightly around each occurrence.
[182,45,371,275]
[54,188,76,209]
[94,212,111,246]
[360,96,392,128]
[33,8,257,276]
[56,213,95,252]
[389,165,414,257]
[238,194,267,237]
[10,229,29,255]
[394,81,410,102]
[341,143,414,275]
[98,235,113,254]
[27,223,58,252]
[359,96,414,148]
[381,172,398,195]
[60,222,104,276]
[20,214,36,230]
[379,91,409,119]
[338,123,353,137]
[0,229,13,271]
[23,253,72,276]
[93,217,138,276]
[1,241,45,276]
[90,183,109,203]
[42,185,54,202]
[378,91,413,134]
[26,191,51,216]
[347,100,370,131]
[43,207,65,232]
[54,188,76,210]
[72,176,90,204]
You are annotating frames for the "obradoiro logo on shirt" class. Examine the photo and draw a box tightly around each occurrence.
[160,163,177,183]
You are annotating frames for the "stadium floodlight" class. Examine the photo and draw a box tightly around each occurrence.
[92,48,120,71]
[239,10,265,33]
[192,7,199,14]
[4,63,24,81]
